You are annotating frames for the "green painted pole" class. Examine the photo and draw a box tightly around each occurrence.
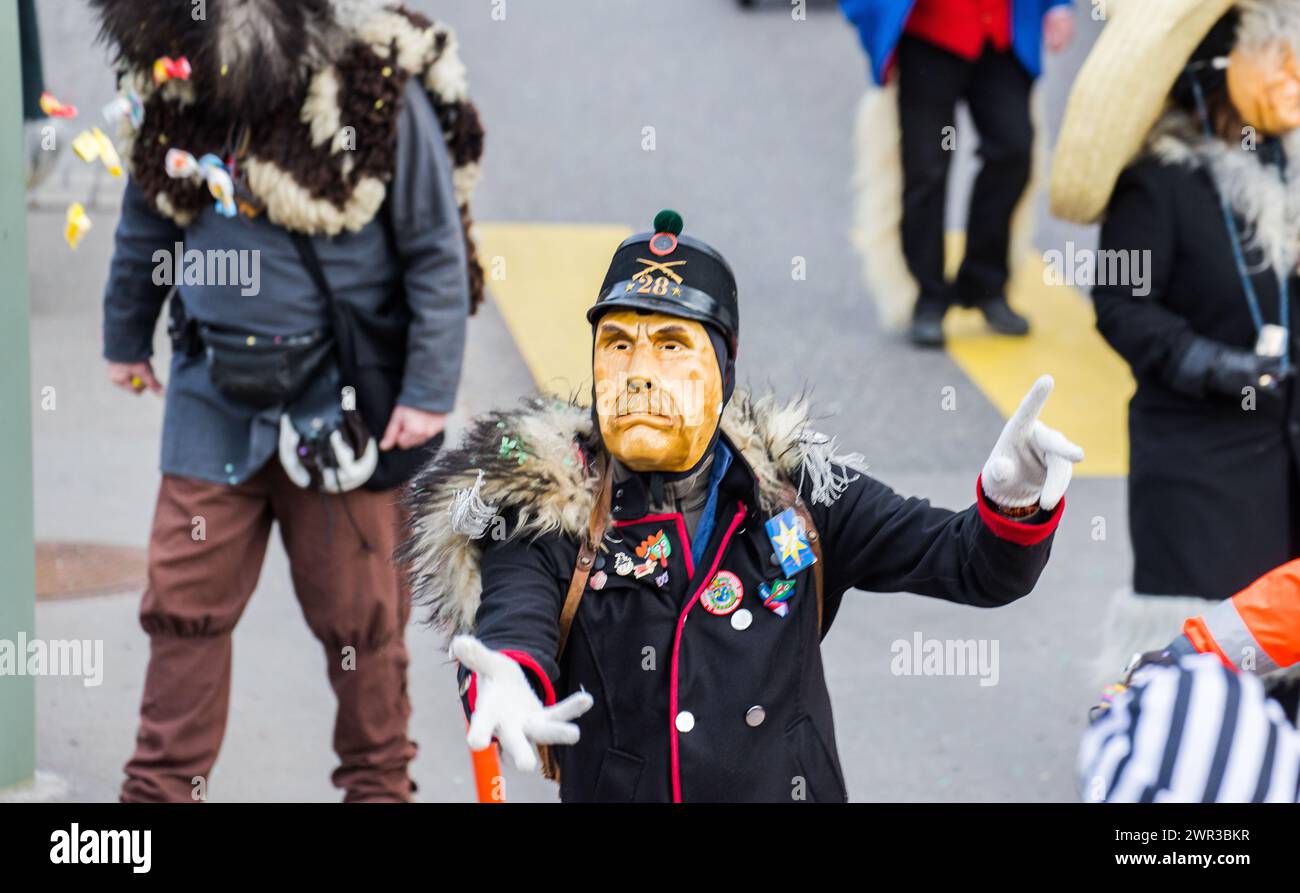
[0,0,38,791]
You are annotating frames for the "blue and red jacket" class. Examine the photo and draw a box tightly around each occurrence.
[839,0,1072,85]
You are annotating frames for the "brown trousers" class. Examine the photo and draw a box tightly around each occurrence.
[121,461,417,802]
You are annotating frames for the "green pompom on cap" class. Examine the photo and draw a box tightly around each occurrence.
[653,209,683,236]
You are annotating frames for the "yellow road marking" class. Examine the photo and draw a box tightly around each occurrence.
[943,234,1134,477]
[475,222,632,398]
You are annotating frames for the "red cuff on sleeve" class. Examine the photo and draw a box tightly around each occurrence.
[975,474,1063,546]
[464,650,557,712]
[500,649,557,706]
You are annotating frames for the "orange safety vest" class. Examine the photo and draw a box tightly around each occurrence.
[1184,558,1300,674]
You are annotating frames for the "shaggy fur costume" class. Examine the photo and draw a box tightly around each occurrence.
[401,391,868,640]
[91,0,486,310]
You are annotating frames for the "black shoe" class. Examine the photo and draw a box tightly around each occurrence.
[909,305,946,348]
[977,297,1030,336]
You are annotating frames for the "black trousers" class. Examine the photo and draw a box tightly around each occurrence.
[897,35,1033,314]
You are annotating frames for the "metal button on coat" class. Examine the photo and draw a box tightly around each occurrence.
[731,608,753,631]
[676,711,696,733]
[745,706,766,728]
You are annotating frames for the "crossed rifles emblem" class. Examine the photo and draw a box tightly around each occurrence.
[625,258,687,296]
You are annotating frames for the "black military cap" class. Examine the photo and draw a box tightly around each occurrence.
[588,210,739,350]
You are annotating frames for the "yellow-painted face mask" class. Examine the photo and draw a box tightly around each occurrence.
[1228,45,1300,136]
[592,309,724,473]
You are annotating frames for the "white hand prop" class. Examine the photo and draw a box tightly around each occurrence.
[981,375,1084,511]
[452,635,594,772]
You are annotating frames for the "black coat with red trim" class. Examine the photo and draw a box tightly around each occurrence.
[402,393,1061,803]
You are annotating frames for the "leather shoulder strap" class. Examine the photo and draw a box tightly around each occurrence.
[557,455,612,659]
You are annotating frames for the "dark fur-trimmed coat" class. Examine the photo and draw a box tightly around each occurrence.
[402,392,1063,802]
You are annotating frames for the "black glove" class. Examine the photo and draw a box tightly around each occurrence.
[1169,335,1288,399]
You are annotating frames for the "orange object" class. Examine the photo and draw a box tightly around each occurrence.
[1185,558,1300,673]
[470,741,504,803]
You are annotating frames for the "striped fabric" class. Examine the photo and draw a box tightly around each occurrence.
[1078,654,1300,803]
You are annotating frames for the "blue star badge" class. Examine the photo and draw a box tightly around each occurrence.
[765,508,816,577]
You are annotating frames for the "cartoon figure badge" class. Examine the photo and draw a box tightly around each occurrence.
[759,579,797,618]
[765,508,816,577]
[635,529,672,568]
[613,552,635,576]
[700,570,744,616]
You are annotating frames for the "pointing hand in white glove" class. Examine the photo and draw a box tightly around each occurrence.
[981,375,1084,512]
[452,635,594,772]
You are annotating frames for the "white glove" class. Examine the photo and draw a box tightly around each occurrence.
[452,635,594,772]
[981,375,1084,511]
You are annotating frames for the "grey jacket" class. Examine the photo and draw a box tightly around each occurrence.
[102,81,469,486]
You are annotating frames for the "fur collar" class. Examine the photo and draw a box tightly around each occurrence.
[400,391,867,638]
[1147,107,1300,273]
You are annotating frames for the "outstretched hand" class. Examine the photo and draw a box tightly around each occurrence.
[981,375,1084,512]
[452,635,594,772]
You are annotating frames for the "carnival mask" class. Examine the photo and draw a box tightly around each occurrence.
[1228,44,1300,136]
[592,309,724,473]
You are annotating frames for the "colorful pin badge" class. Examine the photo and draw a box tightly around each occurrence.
[613,552,634,576]
[589,570,607,591]
[700,570,744,616]
[39,91,77,119]
[152,55,193,86]
[648,231,678,256]
[633,559,656,579]
[759,579,796,618]
[765,508,816,577]
[64,202,92,250]
[655,571,670,588]
[635,529,672,568]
